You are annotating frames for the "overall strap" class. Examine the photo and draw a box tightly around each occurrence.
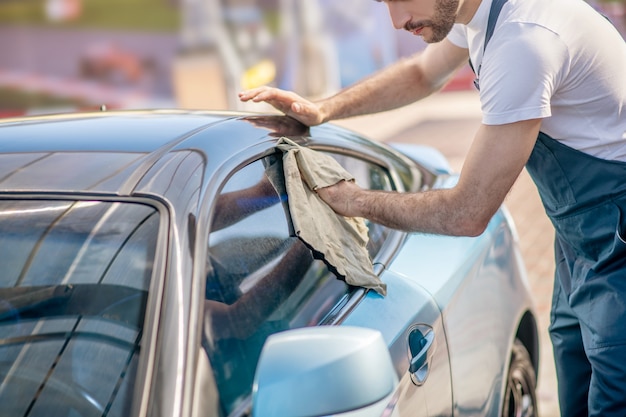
[484,0,509,51]
[469,0,509,78]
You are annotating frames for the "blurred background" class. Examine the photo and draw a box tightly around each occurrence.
[0,0,623,117]
[0,1,624,415]
[0,0,468,116]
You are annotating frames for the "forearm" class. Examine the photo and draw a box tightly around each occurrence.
[352,188,491,237]
[317,120,541,238]
[342,121,542,236]
[239,39,468,126]
[317,56,440,123]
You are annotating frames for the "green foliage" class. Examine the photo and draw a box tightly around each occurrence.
[0,87,88,110]
[0,0,179,32]
[0,0,47,22]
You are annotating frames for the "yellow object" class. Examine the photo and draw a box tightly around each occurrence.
[241,59,276,90]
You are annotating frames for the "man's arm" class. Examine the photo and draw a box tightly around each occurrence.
[239,39,468,126]
[317,119,542,236]
[316,39,468,121]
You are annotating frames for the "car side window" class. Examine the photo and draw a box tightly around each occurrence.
[202,154,353,415]
[325,152,395,258]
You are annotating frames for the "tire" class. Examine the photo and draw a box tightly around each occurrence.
[501,339,538,417]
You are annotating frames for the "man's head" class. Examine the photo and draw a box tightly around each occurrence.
[377,0,461,43]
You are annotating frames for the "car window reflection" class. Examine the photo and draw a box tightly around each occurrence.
[203,155,353,414]
[0,200,159,417]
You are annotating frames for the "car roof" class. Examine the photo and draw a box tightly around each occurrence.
[0,109,421,204]
[0,110,304,196]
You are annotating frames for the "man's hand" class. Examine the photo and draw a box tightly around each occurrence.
[316,180,363,218]
[239,86,326,127]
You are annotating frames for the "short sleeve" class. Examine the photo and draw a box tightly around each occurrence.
[479,23,570,125]
[446,24,468,49]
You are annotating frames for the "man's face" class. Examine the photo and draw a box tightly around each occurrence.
[384,0,460,43]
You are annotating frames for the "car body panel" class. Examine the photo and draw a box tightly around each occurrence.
[389,210,533,416]
[0,110,538,417]
[343,268,452,416]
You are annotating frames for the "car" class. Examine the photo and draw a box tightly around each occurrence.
[0,109,539,417]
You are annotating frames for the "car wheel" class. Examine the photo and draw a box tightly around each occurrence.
[501,339,537,417]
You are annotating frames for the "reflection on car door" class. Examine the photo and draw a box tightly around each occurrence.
[328,151,453,416]
[202,153,355,415]
[342,268,453,417]
[201,149,452,416]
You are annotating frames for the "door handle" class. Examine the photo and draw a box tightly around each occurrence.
[408,326,435,385]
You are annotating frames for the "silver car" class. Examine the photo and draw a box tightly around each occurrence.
[0,110,538,417]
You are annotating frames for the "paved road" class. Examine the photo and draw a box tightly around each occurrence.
[337,90,560,417]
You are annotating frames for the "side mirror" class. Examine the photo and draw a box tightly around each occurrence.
[252,326,398,417]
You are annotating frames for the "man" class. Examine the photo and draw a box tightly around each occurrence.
[239,0,626,415]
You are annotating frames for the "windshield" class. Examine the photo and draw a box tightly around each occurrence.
[0,199,160,417]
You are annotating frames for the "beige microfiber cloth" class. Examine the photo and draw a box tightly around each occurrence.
[276,137,386,296]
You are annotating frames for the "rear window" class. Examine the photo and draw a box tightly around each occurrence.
[0,199,160,417]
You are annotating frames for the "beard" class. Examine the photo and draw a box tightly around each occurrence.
[405,0,460,43]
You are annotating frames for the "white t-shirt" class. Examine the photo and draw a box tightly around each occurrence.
[447,0,626,161]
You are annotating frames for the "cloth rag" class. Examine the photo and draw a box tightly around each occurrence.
[276,137,386,296]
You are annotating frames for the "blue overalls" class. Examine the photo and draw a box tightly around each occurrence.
[473,0,626,415]
[526,133,626,416]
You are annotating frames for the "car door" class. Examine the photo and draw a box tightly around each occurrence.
[324,150,453,417]
[200,147,452,417]
[342,268,453,417]
[202,152,357,416]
